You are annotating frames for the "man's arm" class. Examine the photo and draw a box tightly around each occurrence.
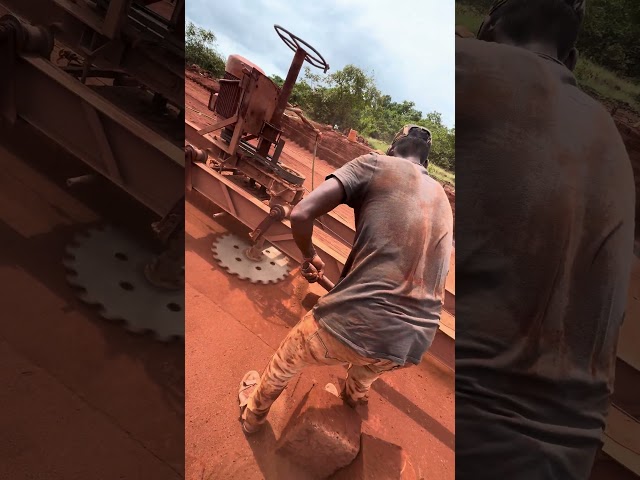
[290,177,345,279]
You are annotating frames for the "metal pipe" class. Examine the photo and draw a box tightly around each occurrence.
[245,237,266,261]
[271,47,307,128]
[317,275,335,291]
[302,261,335,291]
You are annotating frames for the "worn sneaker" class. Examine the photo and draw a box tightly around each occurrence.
[238,370,262,434]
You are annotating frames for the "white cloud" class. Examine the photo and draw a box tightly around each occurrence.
[186,0,454,127]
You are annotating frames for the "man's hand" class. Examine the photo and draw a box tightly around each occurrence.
[301,254,326,283]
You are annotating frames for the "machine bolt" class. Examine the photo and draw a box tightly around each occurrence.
[66,174,95,187]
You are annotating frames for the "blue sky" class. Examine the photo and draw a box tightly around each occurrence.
[186,0,455,128]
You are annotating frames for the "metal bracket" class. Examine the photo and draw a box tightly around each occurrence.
[197,114,238,136]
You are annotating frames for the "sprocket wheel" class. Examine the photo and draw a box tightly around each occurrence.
[211,233,291,284]
[63,225,184,341]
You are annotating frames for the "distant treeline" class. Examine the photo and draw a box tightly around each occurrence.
[459,0,640,79]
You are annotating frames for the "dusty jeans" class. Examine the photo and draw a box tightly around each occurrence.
[242,310,405,429]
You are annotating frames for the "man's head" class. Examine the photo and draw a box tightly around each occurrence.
[386,125,432,167]
[477,0,585,70]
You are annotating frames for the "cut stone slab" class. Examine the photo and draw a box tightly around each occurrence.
[276,383,362,479]
[330,433,418,480]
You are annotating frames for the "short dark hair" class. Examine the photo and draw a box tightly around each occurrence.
[481,0,583,59]
[392,136,430,166]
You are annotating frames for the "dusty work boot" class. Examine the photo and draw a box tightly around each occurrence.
[238,370,262,435]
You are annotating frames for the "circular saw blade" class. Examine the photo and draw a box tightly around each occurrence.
[212,233,291,284]
[63,225,184,341]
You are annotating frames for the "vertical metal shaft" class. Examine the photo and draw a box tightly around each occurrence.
[257,48,306,158]
[271,47,307,128]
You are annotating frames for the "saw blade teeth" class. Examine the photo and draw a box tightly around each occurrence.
[100,309,120,321]
[63,260,77,271]
[66,240,81,251]
[63,225,185,342]
[66,274,83,288]
[74,232,90,242]
[124,324,145,334]
[211,233,293,284]
[76,290,95,304]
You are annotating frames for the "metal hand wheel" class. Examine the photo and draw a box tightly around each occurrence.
[274,25,330,73]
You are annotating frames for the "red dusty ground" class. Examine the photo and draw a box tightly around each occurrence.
[0,126,185,478]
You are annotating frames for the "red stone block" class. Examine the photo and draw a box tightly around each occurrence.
[330,433,417,480]
[276,384,362,479]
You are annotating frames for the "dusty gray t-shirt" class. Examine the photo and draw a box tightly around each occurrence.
[313,154,453,365]
[455,38,635,479]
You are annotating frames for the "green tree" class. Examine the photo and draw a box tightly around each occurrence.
[185,22,226,77]
[288,65,456,170]
[459,0,640,80]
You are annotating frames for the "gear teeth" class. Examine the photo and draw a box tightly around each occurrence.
[62,259,77,271]
[211,233,292,284]
[65,244,80,256]
[66,274,83,288]
[124,324,146,335]
[63,225,184,342]
[100,308,122,321]
[155,333,173,342]
[74,231,91,241]
[66,274,79,285]
[75,290,96,305]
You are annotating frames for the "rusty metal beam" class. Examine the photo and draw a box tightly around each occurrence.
[189,160,347,283]
[602,406,640,476]
[11,55,184,216]
[103,0,131,39]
